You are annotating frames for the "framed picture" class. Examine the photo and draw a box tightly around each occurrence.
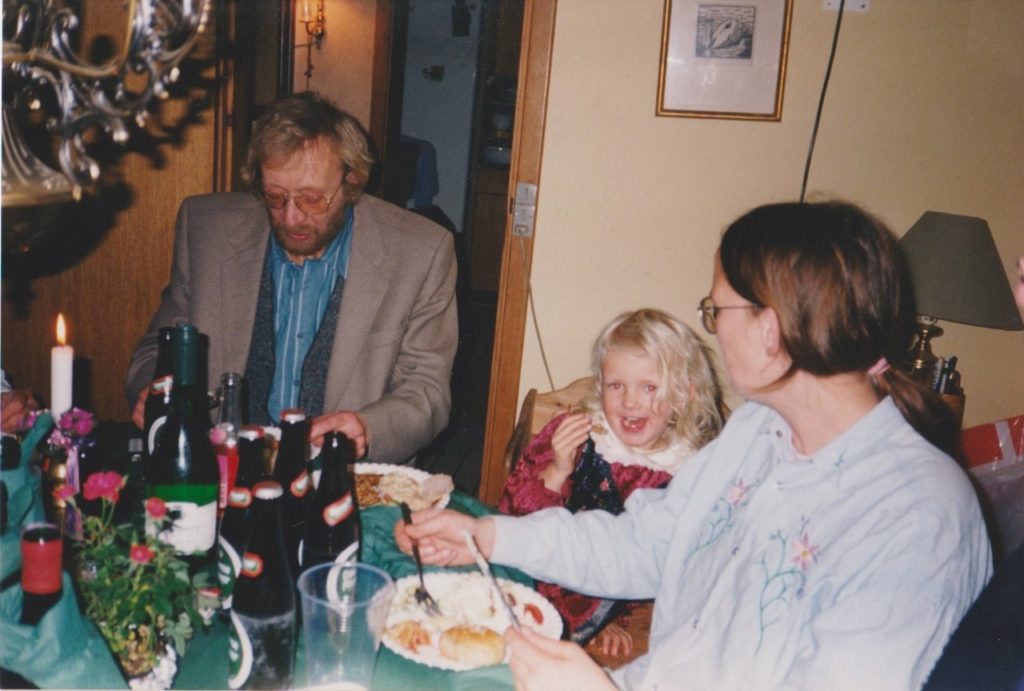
[657,0,793,120]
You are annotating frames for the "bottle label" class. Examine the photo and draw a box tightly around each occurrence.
[325,544,360,604]
[228,610,253,689]
[218,536,242,608]
[240,552,264,578]
[322,492,354,526]
[289,470,310,498]
[152,500,217,554]
[149,374,173,395]
[147,415,167,457]
[227,487,252,508]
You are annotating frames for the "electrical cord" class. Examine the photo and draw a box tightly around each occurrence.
[800,0,846,202]
[517,235,557,390]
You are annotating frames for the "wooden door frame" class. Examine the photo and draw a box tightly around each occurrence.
[478,0,557,505]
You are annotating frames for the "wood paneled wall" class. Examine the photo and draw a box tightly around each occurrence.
[1,8,223,423]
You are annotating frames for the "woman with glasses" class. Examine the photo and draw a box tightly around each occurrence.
[398,201,991,690]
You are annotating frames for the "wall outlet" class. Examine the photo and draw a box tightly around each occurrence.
[824,0,869,10]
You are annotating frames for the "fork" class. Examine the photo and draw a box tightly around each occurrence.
[399,502,443,617]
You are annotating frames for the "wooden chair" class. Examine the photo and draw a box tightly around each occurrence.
[503,377,593,478]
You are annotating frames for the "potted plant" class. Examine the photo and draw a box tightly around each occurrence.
[57,469,202,687]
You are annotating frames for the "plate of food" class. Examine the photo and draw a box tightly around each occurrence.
[382,572,562,670]
[354,463,453,511]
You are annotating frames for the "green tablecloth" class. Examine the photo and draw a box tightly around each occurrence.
[173,491,522,690]
[1,480,521,690]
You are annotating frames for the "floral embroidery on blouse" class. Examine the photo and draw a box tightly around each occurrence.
[687,476,756,559]
[756,517,818,652]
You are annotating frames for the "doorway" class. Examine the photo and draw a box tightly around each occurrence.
[375,0,525,495]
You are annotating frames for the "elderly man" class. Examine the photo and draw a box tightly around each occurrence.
[126,93,457,463]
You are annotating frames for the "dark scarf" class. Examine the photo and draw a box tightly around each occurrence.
[243,237,346,424]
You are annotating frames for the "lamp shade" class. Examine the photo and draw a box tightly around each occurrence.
[900,211,1024,330]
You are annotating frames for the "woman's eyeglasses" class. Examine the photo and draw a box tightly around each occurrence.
[262,180,343,216]
[697,296,761,334]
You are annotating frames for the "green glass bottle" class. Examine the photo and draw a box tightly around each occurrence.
[146,324,219,572]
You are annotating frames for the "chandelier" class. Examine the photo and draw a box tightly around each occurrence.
[2,0,211,207]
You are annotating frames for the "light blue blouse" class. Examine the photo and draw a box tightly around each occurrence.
[491,398,992,690]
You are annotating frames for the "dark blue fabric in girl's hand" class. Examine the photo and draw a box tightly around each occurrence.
[565,439,626,515]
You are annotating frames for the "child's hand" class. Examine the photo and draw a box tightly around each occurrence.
[540,413,591,491]
[595,622,634,658]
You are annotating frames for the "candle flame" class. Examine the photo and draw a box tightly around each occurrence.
[56,313,67,345]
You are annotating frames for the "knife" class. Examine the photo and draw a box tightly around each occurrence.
[461,529,521,630]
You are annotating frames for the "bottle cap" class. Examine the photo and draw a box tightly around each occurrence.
[281,409,306,423]
[253,481,284,499]
[239,425,266,441]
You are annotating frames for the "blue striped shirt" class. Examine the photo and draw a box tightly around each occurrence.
[267,207,354,421]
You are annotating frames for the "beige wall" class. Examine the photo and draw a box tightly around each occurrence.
[294,0,377,124]
[522,0,1024,427]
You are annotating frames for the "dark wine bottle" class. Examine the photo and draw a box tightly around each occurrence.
[301,432,360,571]
[143,327,175,457]
[228,481,296,689]
[270,409,312,582]
[146,324,219,572]
[20,522,63,626]
[218,425,265,613]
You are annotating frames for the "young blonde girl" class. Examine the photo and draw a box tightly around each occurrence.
[499,308,722,655]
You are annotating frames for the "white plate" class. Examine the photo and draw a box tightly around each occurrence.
[382,572,562,670]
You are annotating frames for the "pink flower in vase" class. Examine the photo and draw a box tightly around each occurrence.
[130,544,155,564]
[83,471,124,503]
[146,497,168,519]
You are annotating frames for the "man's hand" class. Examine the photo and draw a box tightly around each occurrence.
[393,509,496,567]
[506,626,616,691]
[131,387,147,429]
[1,389,39,433]
[309,411,369,459]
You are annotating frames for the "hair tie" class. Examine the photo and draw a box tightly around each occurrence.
[867,357,890,377]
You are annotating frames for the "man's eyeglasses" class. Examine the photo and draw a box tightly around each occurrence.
[262,180,343,216]
[697,296,761,334]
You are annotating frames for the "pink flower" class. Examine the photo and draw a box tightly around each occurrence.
[146,497,168,519]
[83,471,124,503]
[130,544,155,564]
[727,479,748,506]
[59,407,95,438]
[53,484,76,502]
[791,533,820,571]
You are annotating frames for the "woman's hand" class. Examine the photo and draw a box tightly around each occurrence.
[393,509,497,567]
[539,413,592,492]
[506,626,616,691]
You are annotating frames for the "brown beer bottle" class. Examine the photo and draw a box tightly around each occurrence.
[301,431,360,571]
[228,481,296,689]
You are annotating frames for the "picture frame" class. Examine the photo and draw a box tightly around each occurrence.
[657,0,793,120]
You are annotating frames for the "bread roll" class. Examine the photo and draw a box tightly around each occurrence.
[438,625,506,667]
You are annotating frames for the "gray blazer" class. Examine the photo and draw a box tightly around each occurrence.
[126,192,458,464]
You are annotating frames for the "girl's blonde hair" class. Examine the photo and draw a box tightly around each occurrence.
[583,308,723,450]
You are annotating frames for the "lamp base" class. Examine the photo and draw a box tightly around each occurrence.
[904,316,942,384]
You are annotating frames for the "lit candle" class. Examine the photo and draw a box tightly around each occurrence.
[51,313,73,417]
[301,0,311,22]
